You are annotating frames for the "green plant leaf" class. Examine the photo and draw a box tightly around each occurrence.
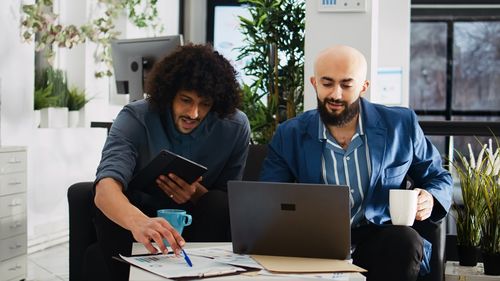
[67,86,91,111]
[237,0,305,144]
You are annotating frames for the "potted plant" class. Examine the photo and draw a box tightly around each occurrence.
[67,86,90,127]
[37,67,70,128]
[451,143,485,266]
[479,138,500,275]
[34,82,57,128]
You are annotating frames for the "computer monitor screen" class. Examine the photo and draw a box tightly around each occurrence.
[111,35,183,102]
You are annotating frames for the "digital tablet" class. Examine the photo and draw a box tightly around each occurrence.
[128,149,208,190]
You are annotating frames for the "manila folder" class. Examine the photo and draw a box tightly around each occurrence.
[251,255,367,273]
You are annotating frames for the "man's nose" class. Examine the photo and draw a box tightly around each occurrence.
[186,104,199,119]
[329,86,342,100]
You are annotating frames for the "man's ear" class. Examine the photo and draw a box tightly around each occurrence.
[310,76,317,88]
[360,80,370,96]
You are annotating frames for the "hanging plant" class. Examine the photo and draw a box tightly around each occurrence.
[20,0,163,78]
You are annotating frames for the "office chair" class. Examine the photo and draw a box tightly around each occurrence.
[67,182,110,281]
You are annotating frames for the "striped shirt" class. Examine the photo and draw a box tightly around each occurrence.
[318,105,371,227]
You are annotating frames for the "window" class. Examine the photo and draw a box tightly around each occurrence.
[410,4,500,156]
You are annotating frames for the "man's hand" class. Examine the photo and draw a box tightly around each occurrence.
[414,188,434,221]
[156,174,208,204]
[129,215,185,255]
[94,178,186,255]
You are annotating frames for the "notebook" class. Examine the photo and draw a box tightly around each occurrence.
[227,181,351,260]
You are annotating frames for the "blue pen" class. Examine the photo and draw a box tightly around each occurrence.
[181,249,193,267]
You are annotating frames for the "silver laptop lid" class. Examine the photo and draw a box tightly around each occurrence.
[228,181,351,259]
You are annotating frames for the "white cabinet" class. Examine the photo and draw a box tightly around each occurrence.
[0,147,26,281]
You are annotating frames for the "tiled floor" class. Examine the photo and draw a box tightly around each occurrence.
[27,242,69,281]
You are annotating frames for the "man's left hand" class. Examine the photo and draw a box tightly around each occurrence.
[414,188,434,221]
[156,174,208,204]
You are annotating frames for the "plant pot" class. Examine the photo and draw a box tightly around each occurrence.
[482,252,500,275]
[34,110,41,128]
[457,245,479,266]
[40,107,69,128]
[68,111,79,128]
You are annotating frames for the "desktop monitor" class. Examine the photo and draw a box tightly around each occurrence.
[111,35,183,102]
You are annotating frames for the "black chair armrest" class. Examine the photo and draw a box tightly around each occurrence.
[414,219,446,281]
[67,182,98,281]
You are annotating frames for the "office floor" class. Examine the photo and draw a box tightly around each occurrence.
[27,242,69,281]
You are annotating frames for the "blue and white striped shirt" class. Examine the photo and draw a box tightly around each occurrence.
[318,106,371,227]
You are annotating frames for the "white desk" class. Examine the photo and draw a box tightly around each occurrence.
[129,243,366,280]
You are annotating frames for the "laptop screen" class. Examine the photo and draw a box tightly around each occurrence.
[228,181,351,260]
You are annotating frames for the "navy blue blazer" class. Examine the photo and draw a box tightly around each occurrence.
[260,98,453,224]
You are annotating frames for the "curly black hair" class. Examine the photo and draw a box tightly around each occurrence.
[145,43,241,118]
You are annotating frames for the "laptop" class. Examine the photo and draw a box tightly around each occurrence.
[227,181,351,259]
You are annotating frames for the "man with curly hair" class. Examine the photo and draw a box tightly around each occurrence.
[93,44,250,281]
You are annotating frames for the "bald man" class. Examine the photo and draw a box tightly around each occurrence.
[260,45,452,281]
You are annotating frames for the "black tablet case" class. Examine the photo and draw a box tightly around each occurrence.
[128,149,207,191]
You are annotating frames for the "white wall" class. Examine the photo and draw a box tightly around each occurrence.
[377,0,411,107]
[0,0,35,146]
[28,128,106,251]
[304,0,411,110]
[304,0,379,110]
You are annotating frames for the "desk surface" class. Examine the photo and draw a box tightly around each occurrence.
[129,242,366,281]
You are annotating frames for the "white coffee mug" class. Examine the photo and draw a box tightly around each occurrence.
[389,189,419,226]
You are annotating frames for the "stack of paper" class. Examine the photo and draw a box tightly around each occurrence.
[120,254,245,279]
[123,245,367,280]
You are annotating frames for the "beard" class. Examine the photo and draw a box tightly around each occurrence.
[317,97,360,127]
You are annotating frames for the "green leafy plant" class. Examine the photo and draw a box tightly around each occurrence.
[34,67,69,108]
[67,86,90,111]
[34,84,56,110]
[21,0,163,78]
[452,146,485,248]
[237,0,305,144]
[479,138,500,255]
[452,138,500,255]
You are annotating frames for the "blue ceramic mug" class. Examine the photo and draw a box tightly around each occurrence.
[156,209,192,235]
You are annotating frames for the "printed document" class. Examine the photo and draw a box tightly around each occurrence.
[187,245,263,269]
[119,254,245,278]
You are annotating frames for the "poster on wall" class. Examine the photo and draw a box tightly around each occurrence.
[373,67,403,106]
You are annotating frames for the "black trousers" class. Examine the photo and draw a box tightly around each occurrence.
[94,189,230,281]
[351,224,424,281]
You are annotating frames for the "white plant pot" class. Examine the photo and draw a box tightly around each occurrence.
[34,110,41,128]
[68,111,79,128]
[40,107,69,128]
[78,108,86,127]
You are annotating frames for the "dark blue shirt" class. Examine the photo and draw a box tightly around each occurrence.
[95,99,251,192]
